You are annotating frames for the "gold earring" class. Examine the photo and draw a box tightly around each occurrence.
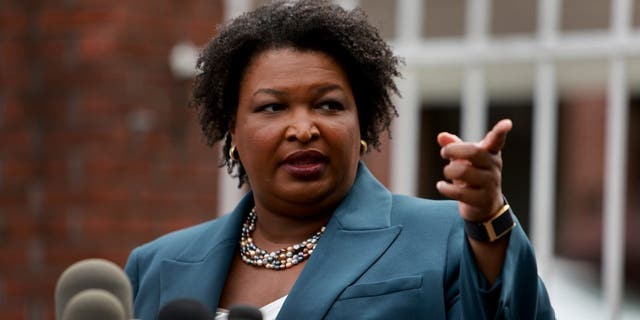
[229,145,239,161]
[360,140,368,154]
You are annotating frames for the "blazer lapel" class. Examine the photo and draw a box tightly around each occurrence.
[159,194,254,312]
[277,163,402,319]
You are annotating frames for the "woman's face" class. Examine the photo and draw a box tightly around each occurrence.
[231,48,361,214]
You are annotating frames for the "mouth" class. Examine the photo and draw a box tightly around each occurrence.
[281,150,328,179]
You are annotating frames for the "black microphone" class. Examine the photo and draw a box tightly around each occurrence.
[61,289,126,320]
[55,259,133,320]
[228,305,263,320]
[157,299,211,320]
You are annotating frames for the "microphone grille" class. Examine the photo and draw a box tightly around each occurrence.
[55,259,133,320]
[61,289,126,320]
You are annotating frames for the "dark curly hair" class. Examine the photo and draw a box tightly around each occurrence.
[190,0,402,187]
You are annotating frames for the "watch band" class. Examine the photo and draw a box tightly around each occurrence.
[464,204,516,242]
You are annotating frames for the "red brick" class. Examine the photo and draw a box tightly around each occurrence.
[0,129,34,159]
[2,159,35,188]
[0,247,29,272]
[3,276,30,299]
[0,303,26,320]
[0,44,30,88]
[0,12,29,39]
[0,95,29,129]
[0,1,224,317]
[1,212,38,244]
[38,8,126,37]
[45,246,106,271]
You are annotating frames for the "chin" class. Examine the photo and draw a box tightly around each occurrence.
[279,181,340,205]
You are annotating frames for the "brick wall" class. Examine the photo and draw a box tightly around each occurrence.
[0,1,224,319]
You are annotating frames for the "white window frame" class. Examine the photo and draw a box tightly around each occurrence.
[217,1,634,318]
[389,1,632,319]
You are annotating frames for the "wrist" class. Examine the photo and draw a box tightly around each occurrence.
[464,203,515,242]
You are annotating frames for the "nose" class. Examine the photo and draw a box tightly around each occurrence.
[285,108,319,143]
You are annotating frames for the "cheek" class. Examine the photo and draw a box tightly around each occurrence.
[236,121,282,157]
[325,119,360,156]
[343,114,361,145]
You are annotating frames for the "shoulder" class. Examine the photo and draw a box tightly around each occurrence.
[390,195,462,227]
[126,214,231,270]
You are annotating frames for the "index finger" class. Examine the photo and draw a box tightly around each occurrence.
[437,132,463,148]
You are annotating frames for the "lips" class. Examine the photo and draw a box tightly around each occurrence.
[283,150,327,165]
[281,150,328,179]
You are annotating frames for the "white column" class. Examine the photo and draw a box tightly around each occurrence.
[390,0,423,196]
[465,0,491,43]
[531,61,557,281]
[396,0,424,41]
[218,0,252,216]
[224,0,251,21]
[603,1,632,319]
[461,66,487,141]
[603,57,629,320]
[461,0,491,141]
[391,70,421,196]
[530,0,560,282]
[333,0,360,10]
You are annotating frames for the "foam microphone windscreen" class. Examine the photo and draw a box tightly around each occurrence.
[157,299,211,320]
[228,305,263,320]
[61,289,126,320]
[55,259,133,320]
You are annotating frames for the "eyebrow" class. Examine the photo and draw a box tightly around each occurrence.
[252,84,344,97]
[252,88,286,97]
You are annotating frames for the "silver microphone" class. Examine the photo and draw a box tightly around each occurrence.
[61,289,126,320]
[55,259,133,320]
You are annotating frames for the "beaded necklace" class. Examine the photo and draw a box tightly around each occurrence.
[239,208,326,270]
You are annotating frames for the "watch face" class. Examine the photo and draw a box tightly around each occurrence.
[487,207,516,242]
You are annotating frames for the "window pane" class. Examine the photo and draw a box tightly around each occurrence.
[634,0,640,28]
[418,106,460,199]
[561,0,611,31]
[555,92,606,262]
[625,94,640,316]
[491,0,536,36]
[360,0,396,40]
[422,0,465,38]
[489,101,533,234]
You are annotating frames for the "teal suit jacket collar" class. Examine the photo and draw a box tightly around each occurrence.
[158,196,247,311]
[159,163,402,318]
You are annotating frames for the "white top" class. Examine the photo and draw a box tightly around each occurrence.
[215,295,287,320]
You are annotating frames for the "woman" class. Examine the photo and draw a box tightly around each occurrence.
[125,1,554,319]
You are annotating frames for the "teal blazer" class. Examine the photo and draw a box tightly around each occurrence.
[125,163,554,319]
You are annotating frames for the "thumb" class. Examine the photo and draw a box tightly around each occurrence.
[480,119,513,153]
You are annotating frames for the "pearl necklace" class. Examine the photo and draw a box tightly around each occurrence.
[239,208,326,270]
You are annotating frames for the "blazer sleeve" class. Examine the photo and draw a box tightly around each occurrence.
[445,213,556,320]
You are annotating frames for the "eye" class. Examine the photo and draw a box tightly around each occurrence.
[258,103,285,113]
[316,101,344,111]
